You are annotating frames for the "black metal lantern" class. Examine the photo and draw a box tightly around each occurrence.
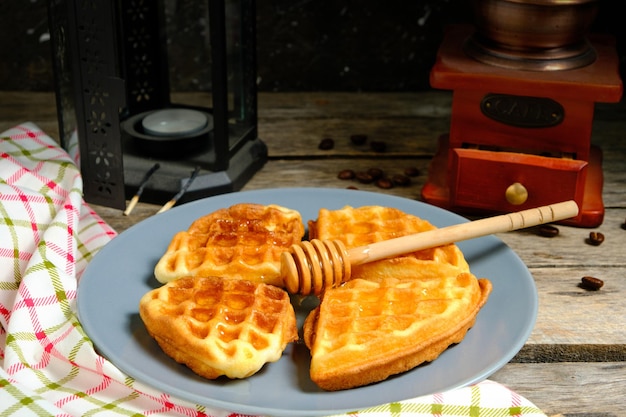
[47,0,266,210]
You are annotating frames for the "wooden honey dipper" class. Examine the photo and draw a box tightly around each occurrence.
[281,200,579,295]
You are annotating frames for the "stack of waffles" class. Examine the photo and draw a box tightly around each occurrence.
[142,204,303,378]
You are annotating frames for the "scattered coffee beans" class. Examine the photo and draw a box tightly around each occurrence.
[337,169,356,180]
[404,167,421,177]
[538,225,559,237]
[355,171,375,184]
[391,174,411,186]
[336,164,417,190]
[580,276,604,291]
[367,168,384,180]
[370,141,387,152]
[318,137,334,150]
[350,134,368,145]
[375,177,394,189]
[586,231,605,246]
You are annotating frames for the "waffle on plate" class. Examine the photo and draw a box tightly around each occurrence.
[304,205,492,390]
[309,205,470,271]
[139,275,298,379]
[154,203,305,287]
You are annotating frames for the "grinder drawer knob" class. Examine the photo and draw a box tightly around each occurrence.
[505,182,528,205]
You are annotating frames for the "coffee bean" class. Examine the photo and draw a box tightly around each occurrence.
[346,185,359,190]
[538,225,559,237]
[621,218,626,230]
[375,177,394,189]
[337,169,355,180]
[391,174,411,186]
[586,231,605,246]
[367,168,384,180]
[370,141,387,152]
[580,276,604,291]
[355,171,374,184]
[404,167,421,177]
[318,137,334,150]
[350,134,368,145]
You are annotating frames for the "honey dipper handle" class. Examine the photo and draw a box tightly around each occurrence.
[347,200,579,265]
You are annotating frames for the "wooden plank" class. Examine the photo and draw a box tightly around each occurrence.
[0,91,60,139]
[259,117,445,157]
[491,362,626,416]
[513,344,626,363]
[243,158,430,199]
[170,91,454,119]
[523,265,625,345]
[256,92,451,157]
[493,213,626,347]
[257,91,454,119]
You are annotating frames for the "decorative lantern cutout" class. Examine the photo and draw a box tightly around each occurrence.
[48,0,266,210]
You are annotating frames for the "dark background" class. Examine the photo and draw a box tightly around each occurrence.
[0,0,624,93]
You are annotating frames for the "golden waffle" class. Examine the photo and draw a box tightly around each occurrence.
[308,205,469,271]
[139,275,298,379]
[154,203,305,286]
[303,267,492,391]
[303,205,492,390]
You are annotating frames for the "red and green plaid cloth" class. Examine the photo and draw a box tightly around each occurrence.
[0,123,547,416]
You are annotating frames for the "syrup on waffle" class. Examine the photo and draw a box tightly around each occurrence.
[303,205,492,390]
[154,203,305,286]
[139,275,298,379]
[309,205,470,272]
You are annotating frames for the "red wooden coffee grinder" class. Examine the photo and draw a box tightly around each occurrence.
[422,0,622,227]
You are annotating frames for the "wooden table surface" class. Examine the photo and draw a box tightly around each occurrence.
[1,91,625,417]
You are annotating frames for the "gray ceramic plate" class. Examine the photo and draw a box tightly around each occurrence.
[77,188,537,417]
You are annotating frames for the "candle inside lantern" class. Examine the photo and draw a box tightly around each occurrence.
[141,108,208,137]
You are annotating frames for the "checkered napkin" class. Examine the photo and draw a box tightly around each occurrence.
[0,123,547,416]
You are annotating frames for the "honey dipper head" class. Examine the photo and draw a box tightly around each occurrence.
[281,239,351,295]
